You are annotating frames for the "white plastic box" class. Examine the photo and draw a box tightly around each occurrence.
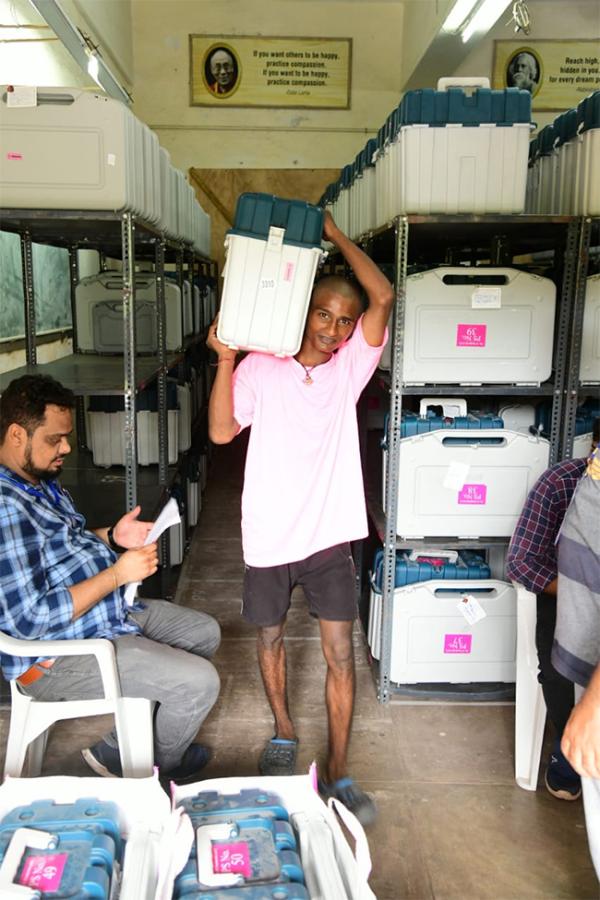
[383,429,550,538]
[580,274,600,384]
[368,579,516,684]
[87,408,179,467]
[75,272,184,353]
[382,267,556,385]
[0,86,154,220]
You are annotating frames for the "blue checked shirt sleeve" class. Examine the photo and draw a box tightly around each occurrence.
[506,471,561,594]
[0,500,75,639]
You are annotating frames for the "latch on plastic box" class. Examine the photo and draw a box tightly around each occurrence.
[266,226,285,249]
[0,826,58,898]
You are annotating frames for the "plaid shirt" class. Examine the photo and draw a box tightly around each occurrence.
[0,464,141,680]
[506,457,587,594]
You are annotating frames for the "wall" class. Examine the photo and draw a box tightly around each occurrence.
[400,0,456,86]
[452,0,600,131]
[131,0,405,171]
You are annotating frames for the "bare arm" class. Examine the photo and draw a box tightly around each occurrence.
[324,212,394,347]
[562,664,600,778]
[207,317,240,444]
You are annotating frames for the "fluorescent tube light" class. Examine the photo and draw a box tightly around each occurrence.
[461,0,510,42]
[442,0,480,33]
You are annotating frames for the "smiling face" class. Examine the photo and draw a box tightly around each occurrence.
[210,49,235,88]
[301,283,362,363]
[19,404,72,482]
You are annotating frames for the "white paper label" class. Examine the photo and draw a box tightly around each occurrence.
[443,461,470,491]
[457,594,487,625]
[7,85,37,108]
[107,153,116,166]
[472,287,501,309]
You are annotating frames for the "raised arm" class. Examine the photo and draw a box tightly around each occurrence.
[323,212,394,347]
[207,316,240,444]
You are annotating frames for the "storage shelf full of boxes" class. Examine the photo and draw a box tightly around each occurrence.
[320,79,600,703]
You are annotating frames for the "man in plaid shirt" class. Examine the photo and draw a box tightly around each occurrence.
[0,374,221,781]
[507,420,599,800]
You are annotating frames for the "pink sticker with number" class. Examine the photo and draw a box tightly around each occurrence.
[19,853,68,891]
[456,323,487,347]
[212,842,251,879]
[7,152,23,160]
[444,634,472,654]
[458,483,487,505]
[283,262,294,282]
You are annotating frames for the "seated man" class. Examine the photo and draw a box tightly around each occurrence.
[507,421,599,800]
[0,374,220,780]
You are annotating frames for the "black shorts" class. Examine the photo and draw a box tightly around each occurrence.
[242,543,357,627]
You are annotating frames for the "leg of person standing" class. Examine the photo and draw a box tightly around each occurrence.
[537,591,581,799]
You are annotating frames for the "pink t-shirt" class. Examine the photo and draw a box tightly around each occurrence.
[232,316,387,567]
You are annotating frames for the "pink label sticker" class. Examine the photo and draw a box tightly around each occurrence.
[458,483,487,505]
[19,853,68,891]
[283,262,294,282]
[212,842,252,879]
[456,323,487,347]
[444,634,472,654]
[7,152,23,160]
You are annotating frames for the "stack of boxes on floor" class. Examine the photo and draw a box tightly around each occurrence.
[526,90,599,217]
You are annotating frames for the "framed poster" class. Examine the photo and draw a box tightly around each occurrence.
[493,40,600,111]
[189,35,352,109]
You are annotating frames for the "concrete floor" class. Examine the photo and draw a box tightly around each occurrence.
[0,441,597,898]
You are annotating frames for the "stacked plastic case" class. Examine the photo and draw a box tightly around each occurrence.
[526,90,599,215]
[0,85,211,256]
[581,274,600,385]
[0,798,124,899]
[75,272,186,354]
[367,550,516,684]
[87,383,180,467]
[382,424,549,539]
[217,193,326,356]
[380,266,556,385]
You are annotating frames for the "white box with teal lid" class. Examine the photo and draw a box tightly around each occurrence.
[217,193,326,357]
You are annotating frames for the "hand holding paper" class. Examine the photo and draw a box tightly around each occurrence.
[123,498,181,606]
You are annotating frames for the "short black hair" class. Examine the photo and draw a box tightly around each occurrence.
[0,375,75,443]
[311,275,367,312]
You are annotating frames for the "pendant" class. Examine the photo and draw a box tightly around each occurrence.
[303,374,313,385]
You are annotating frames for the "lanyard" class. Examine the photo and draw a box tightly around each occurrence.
[0,472,64,506]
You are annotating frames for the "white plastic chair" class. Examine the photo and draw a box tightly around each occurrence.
[513,583,547,790]
[0,630,154,779]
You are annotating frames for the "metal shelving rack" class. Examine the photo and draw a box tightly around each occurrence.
[0,208,218,597]
[340,214,596,703]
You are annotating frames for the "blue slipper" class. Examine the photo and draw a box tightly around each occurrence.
[258,737,298,776]
[318,776,377,826]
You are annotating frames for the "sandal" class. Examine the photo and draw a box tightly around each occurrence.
[318,776,377,826]
[258,736,298,776]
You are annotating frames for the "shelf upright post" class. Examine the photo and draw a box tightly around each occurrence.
[560,217,593,460]
[176,245,185,354]
[20,232,36,365]
[68,246,86,449]
[155,237,171,590]
[121,212,138,510]
[378,215,408,704]
[549,219,584,464]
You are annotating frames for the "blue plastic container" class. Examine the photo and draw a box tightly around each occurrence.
[0,830,114,899]
[0,799,123,860]
[372,548,490,591]
[229,194,323,249]
[179,790,289,823]
[398,86,530,127]
[177,886,309,899]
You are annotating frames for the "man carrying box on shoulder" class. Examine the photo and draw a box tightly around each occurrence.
[207,211,394,825]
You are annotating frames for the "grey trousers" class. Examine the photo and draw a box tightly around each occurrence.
[23,600,221,771]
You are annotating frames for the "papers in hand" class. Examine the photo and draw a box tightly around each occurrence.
[123,498,181,606]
